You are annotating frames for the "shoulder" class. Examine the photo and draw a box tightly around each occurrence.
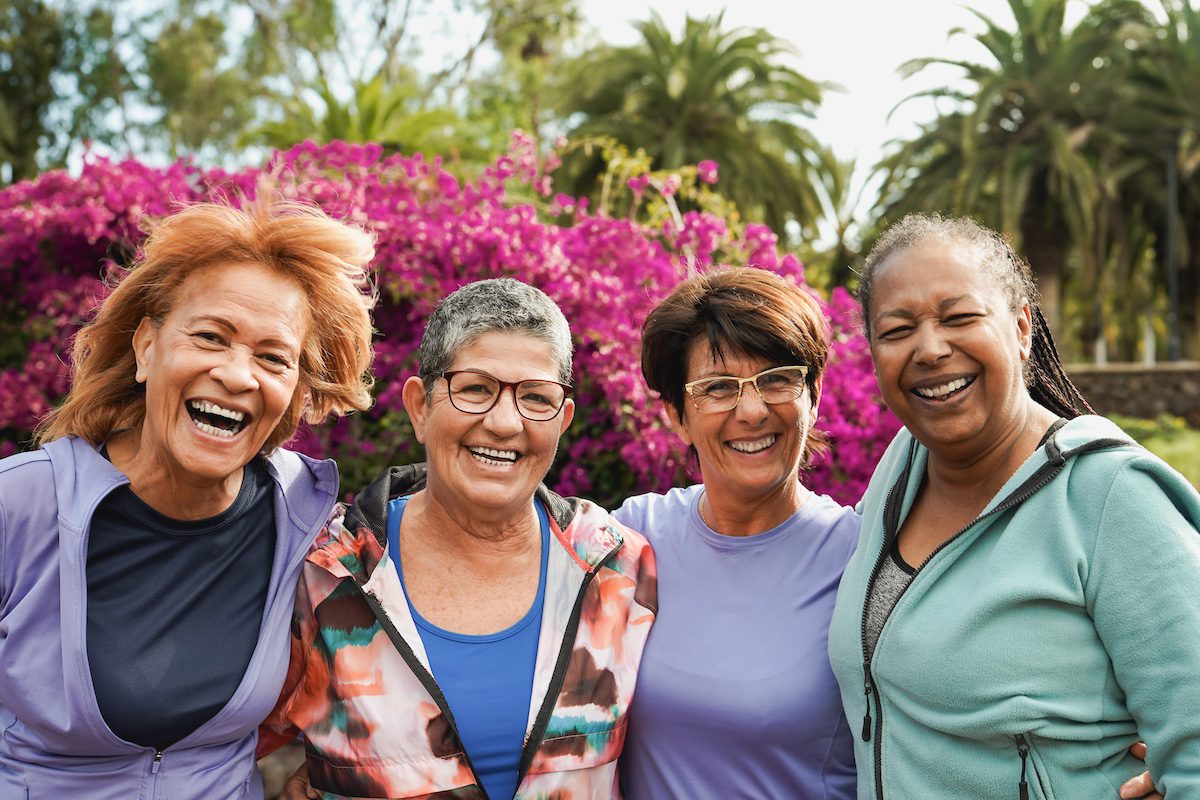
[612,485,703,543]
[799,492,863,551]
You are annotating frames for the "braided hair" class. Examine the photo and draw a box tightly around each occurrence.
[858,213,1093,419]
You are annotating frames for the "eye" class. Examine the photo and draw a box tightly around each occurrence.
[944,313,981,325]
[699,379,739,398]
[757,372,791,389]
[457,381,494,396]
[258,352,293,369]
[877,325,912,340]
[192,331,225,345]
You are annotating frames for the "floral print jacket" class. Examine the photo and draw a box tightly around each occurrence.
[259,463,658,800]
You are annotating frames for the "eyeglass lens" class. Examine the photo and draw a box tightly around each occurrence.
[446,372,566,420]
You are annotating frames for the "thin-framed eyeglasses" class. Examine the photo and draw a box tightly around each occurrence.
[441,370,572,421]
[684,365,810,413]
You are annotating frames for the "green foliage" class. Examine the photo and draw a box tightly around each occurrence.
[552,12,830,243]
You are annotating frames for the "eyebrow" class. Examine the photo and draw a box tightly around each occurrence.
[191,315,301,352]
[874,295,971,323]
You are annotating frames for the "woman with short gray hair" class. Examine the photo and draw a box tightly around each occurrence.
[261,277,658,800]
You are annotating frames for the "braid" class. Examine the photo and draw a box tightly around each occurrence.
[1027,307,1094,418]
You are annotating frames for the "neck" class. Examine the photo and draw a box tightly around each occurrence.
[924,401,1058,505]
[107,428,244,520]
[700,477,809,537]
[403,488,541,569]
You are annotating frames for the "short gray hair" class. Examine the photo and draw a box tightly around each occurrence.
[418,278,573,391]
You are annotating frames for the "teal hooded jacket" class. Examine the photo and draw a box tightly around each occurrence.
[829,415,1200,800]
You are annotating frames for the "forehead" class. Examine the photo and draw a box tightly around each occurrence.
[684,337,775,377]
[449,330,560,379]
[170,262,309,343]
[871,241,1006,311]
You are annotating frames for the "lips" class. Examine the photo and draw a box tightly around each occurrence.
[727,434,778,454]
[911,376,975,400]
[467,445,520,465]
[186,399,249,438]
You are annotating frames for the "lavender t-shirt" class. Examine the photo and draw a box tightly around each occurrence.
[614,484,859,800]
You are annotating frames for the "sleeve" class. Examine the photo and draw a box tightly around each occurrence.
[1085,459,1200,796]
[256,571,315,758]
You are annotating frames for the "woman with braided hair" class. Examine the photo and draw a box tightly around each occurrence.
[828,213,1200,799]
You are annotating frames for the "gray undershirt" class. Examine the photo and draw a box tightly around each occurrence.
[864,544,917,661]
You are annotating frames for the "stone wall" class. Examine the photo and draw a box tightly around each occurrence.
[1066,362,1200,426]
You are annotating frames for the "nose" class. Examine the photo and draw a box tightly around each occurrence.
[912,322,952,365]
[482,385,525,437]
[210,348,260,393]
[733,380,770,424]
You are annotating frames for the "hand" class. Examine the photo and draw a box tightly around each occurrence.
[1118,742,1162,800]
[282,762,319,800]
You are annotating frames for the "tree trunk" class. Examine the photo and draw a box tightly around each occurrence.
[1020,186,1069,353]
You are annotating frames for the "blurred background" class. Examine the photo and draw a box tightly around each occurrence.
[4,0,1199,459]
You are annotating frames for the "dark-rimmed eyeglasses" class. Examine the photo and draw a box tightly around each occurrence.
[683,365,810,413]
[441,370,572,421]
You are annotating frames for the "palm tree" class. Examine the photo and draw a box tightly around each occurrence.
[1125,0,1200,358]
[553,13,830,241]
[873,0,1150,340]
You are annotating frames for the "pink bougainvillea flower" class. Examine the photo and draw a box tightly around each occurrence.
[697,160,719,184]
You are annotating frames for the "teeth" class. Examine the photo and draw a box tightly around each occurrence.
[469,446,518,463]
[914,378,972,399]
[189,400,245,422]
[191,417,237,438]
[728,435,776,454]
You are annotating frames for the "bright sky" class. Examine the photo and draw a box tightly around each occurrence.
[573,0,1021,241]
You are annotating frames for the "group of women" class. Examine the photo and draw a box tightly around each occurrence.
[1,187,1197,800]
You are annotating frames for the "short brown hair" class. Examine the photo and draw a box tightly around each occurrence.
[37,190,378,451]
[641,267,830,465]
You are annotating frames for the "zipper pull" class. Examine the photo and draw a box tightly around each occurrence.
[861,677,873,742]
[1016,736,1029,800]
[152,750,163,774]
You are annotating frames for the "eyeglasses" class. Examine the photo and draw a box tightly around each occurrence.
[684,365,810,413]
[441,370,571,421]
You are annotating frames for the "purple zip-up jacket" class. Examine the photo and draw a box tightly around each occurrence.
[0,436,338,800]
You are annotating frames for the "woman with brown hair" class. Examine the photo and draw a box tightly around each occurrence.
[0,193,376,799]
[615,268,858,799]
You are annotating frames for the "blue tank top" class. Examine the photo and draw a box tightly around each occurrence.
[387,496,549,800]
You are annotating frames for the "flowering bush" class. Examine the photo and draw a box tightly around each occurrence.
[0,135,898,507]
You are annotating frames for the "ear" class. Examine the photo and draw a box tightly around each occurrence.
[401,376,430,444]
[131,317,158,384]
[558,398,575,434]
[810,374,824,414]
[1016,300,1033,361]
[665,402,693,448]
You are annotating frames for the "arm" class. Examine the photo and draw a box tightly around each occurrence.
[1087,461,1200,796]
[256,572,315,758]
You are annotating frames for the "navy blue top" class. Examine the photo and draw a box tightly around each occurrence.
[87,457,275,749]
[387,496,549,800]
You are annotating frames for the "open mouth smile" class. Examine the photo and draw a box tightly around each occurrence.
[912,376,975,401]
[467,445,521,466]
[186,400,249,439]
[727,434,778,454]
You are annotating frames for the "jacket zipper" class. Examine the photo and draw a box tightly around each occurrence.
[147,750,163,799]
[860,441,1073,800]
[356,538,623,799]
[1015,734,1049,800]
[355,587,491,798]
[515,541,621,786]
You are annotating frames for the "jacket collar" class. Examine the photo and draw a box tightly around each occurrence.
[320,462,614,585]
[42,435,338,536]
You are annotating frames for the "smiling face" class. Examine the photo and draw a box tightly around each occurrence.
[131,261,309,485]
[403,330,575,524]
[672,339,820,508]
[866,240,1033,455]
